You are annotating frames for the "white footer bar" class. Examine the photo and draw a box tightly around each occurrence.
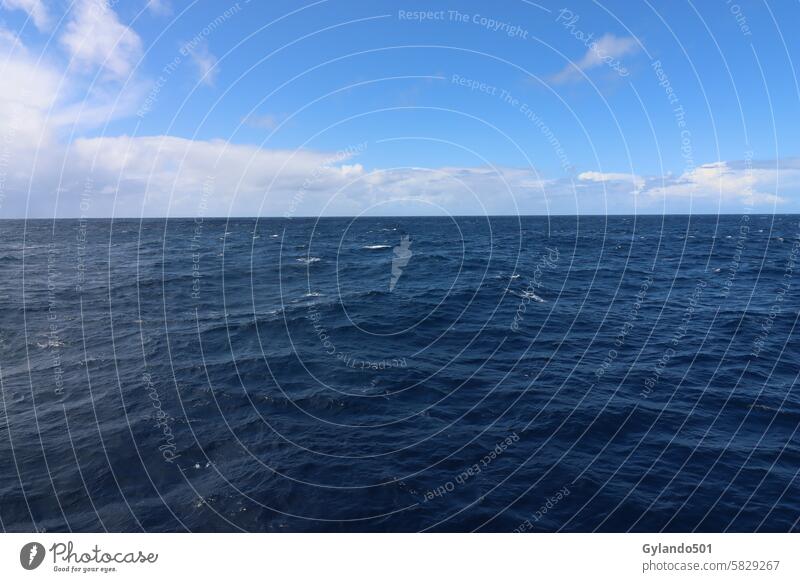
[1,533,796,581]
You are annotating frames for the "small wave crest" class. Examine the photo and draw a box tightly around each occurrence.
[511,289,546,302]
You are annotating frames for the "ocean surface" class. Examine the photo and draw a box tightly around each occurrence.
[1,214,799,532]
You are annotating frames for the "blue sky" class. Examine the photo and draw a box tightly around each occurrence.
[0,0,798,217]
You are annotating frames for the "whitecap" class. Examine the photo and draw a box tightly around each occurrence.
[296,257,321,264]
[37,338,65,348]
[512,290,546,302]
[362,244,391,250]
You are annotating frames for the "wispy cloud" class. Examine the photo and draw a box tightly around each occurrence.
[145,0,171,16]
[1,0,49,31]
[184,39,218,86]
[579,171,644,194]
[0,24,23,49]
[243,113,284,130]
[552,33,639,83]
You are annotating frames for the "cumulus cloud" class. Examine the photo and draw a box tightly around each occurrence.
[577,161,798,207]
[0,19,152,217]
[0,27,62,151]
[644,161,788,205]
[1,20,145,144]
[1,0,49,30]
[60,0,143,79]
[552,33,639,83]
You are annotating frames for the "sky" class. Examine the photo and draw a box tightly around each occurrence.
[0,0,798,218]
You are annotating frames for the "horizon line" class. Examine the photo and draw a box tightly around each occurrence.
[2,212,798,220]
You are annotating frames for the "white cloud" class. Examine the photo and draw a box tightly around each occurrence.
[577,162,799,207]
[184,39,218,86]
[1,24,146,141]
[0,23,23,50]
[244,113,282,130]
[60,0,142,79]
[1,0,49,30]
[0,15,796,218]
[644,161,788,205]
[49,140,554,217]
[579,171,644,194]
[553,34,639,83]
[145,0,171,16]
[0,25,153,217]
[0,27,62,151]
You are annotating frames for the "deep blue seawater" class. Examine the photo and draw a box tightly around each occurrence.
[1,215,799,532]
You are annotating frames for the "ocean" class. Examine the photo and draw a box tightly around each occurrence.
[1,214,798,532]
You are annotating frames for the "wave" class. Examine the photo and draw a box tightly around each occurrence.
[510,289,546,302]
